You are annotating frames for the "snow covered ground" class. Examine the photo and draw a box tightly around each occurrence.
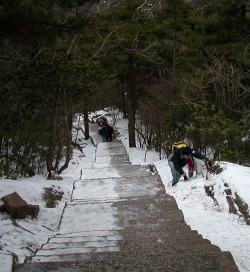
[0,111,250,272]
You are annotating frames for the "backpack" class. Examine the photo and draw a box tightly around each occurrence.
[107,124,113,134]
[102,121,107,127]
[171,141,187,151]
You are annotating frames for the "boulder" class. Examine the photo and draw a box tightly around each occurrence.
[0,204,5,212]
[1,192,39,219]
[27,204,39,219]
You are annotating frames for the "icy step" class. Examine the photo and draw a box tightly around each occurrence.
[96,141,125,149]
[24,251,239,272]
[72,177,160,201]
[79,166,121,179]
[47,234,122,244]
[34,229,123,260]
[72,197,127,204]
[42,240,118,250]
[48,236,121,244]
[55,229,122,237]
[35,245,119,256]
[95,154,130,165]
[96,146,127,156]
[28,252,108,263]
[80,164,156,180]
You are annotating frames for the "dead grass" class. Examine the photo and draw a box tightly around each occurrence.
[42,186,64,208]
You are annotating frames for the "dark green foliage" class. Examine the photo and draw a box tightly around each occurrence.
[1,0,250,177]
[0,52,105,178]
[0,0,107,178]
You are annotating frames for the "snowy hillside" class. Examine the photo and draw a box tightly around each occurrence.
[0,113,249,272]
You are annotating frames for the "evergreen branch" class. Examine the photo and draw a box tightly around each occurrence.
[92,21,133,59]
[0,56,15,60]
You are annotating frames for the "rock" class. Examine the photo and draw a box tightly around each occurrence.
[1,192,39,219]
[1,192,28,219]
[27,204,39,219]
[0,204,6,212]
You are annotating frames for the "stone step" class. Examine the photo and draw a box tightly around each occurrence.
[56,229,122,237]
[110,161,132,167]
[16,251,239,271]
[113,195,185,228]
[24,252,112,264]
[54,223,198,241]
[96,146,127,156]
[92,161,132,168]
[95,154,130,165]
[117,224,217,257]
[80,164,156,180]
[79,167,121,180]
[57,197,185,235]
[96,141,125,149]
[39,235,214,254]
[39,227,210,247]
[33,222,217,263]
[47,231,123,244]
[34,246,120,256]
[72,176,162,200]
[14,135,240,272]
[114,164,158,177]
[41,240,119,250]
[71,197,126,204]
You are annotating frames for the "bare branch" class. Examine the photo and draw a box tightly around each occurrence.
[92,22,131,59]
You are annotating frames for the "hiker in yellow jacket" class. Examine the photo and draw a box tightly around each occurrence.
[168,147,210,187]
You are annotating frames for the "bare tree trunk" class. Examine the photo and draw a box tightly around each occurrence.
[57,126,72,174]
[118,74,127,118]
[58,101,73,174]
[46,100,57,178]
[173,4,177,77]
[84,108,90,140]
[127,54,136,147]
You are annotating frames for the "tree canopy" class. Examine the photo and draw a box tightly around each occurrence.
[1,0,250,178]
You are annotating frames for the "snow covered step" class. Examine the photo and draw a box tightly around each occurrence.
[72,197,126,203]
[23,251,239,271]
[95,154,130,165]
[34,245,119,256]
[48,235,121,244]
[47,232,122,244]
[96,146,127,156]
[79,166,121,179]
[91,135,103,146]
[72,176,160,201]
[113,164,159,177]
[28,252,109,263]
[91,161,131,168]
[79,164,155,180]
[58,202,119,234]
[32,230,123,263]
[42,240,118,249]
[97,141,125,149]
[56,229,122,237]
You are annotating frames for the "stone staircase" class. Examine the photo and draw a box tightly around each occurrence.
[14,137,239,272]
